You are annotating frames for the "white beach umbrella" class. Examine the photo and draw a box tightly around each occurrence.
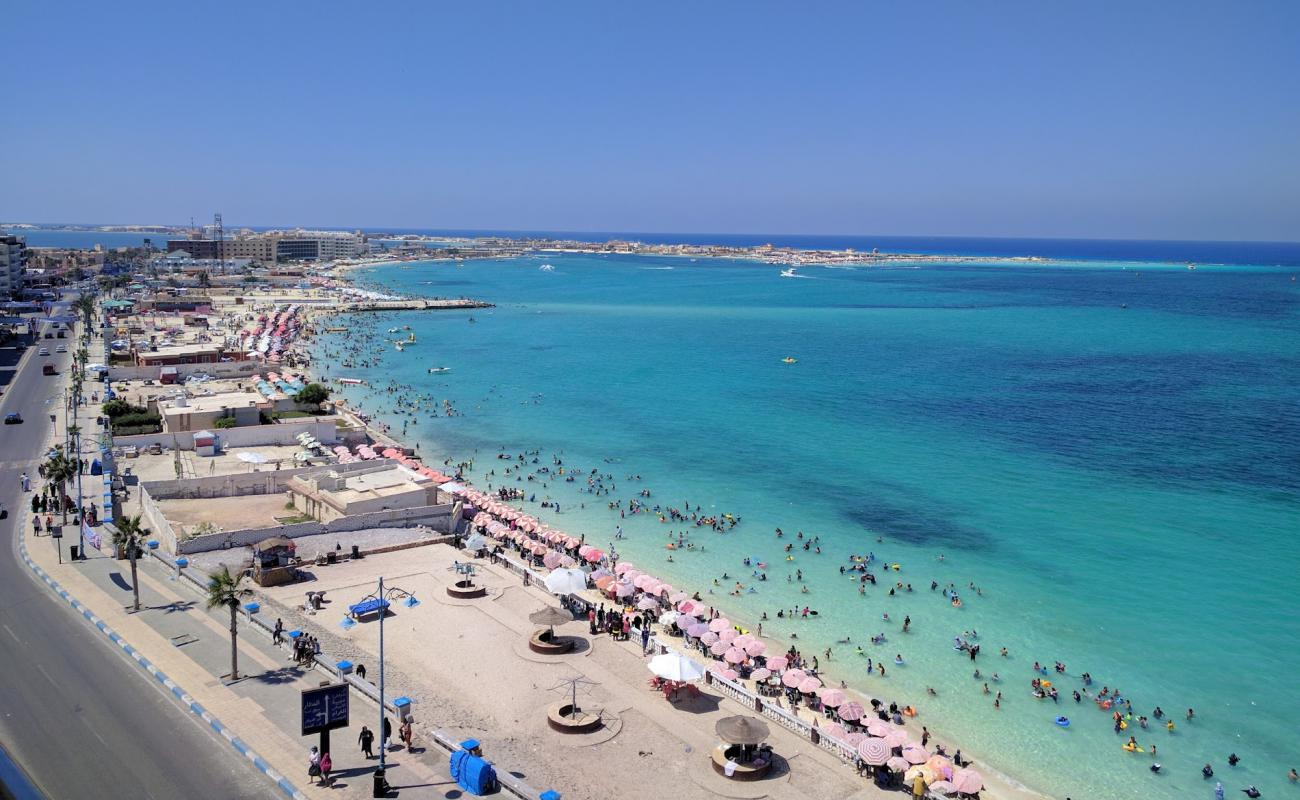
[543,568,588,595]
[648,653,705,683]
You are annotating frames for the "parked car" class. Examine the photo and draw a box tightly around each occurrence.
[4,413,22,424]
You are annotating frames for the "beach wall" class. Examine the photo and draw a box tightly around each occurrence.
[107,361,265,382]
[114,417,339,452]
[176,503,456,554]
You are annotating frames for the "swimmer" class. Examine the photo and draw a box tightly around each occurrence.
[1203,764,1214,779]
[1228,753,1240,767]
[894,654,904,665]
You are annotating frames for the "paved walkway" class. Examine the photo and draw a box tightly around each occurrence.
[24,498,460,799]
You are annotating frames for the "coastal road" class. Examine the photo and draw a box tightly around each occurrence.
[0,312,274,799]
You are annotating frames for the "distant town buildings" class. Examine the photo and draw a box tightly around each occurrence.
[167,230,367,263]
[0,234,27,298]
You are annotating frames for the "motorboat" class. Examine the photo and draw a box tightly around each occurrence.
[780,268,797,278]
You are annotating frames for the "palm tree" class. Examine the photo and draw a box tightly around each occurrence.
[206,566,252,680]
[73,293,96,331]
[43,452,77,525]
[112,514,149,612]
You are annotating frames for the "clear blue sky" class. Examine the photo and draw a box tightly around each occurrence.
[3,1,1298,240]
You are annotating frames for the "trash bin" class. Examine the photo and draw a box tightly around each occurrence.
[326,551,337,565]
[69,545,80,560]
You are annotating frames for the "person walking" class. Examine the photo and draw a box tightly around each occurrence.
[272,618,284,646]
[307,746,321,784]
[359,725,375,759]
[318,751,332,786]
[382,717,392,751]
[400,718,413,751]
[355,663,367,681]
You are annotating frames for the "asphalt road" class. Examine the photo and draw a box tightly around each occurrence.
[0,311,275,799]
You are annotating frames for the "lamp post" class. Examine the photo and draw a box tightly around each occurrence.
[356,576,417,793]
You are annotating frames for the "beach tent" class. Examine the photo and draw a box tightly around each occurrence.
[648,653,705,682]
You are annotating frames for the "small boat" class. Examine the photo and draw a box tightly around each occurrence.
[1187,263,1196,270]
[782,357,798,364]
[337,377,366,385]
[539,264,555,272]
[780,268,797,278]
[395,342,404,351]
[325,327,347,333]
[428,366,451,374]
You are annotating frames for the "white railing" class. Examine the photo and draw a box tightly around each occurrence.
[816,732,859,763]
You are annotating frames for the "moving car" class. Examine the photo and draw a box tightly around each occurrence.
[38,347,50,356]
[55,344,67,353]
[4,413,22,425]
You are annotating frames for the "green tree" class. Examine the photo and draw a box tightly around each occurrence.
[196,271,211,288]
[111,514,150,612]
[73,293,97,331]
[205,566,252,681]
[43,451,78,525]
[293,383,330,407]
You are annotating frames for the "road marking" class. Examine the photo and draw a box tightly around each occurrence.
[1,623,20,644]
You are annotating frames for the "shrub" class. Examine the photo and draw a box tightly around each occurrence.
[293,383,330,406]
[213,417,237,429]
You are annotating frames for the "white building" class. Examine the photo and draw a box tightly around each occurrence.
[0,235,27,298]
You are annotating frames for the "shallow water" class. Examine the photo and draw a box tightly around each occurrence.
[312,254,1300,800]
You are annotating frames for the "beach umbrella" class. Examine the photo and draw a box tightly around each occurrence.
[749,668,771,681]
[677,600,697,614]
[658,611,678,627]
[655,584,674,597]
[590,568,612,581]
[584,549,604,563]
[723,647,747,664]
[613,581,634,598]
[686,623,709,637]
[818,688,846,707]
[743,640,767,657]
[952,769,983,795]
[732,634,755,648]
[866,719,892,737]
[675,614,699,630]
[636,597,659,611]
[464,534,487,552]
[614,562,635,574]
[764,655,789,672]
[886,756,911,773]
[928,780,958,796]
[528,605,572,638]
[902,744,930,764]
[711,664,739,681]
[715,716,770,745]
[560,555,577,568]
[563,536,580,548]
[858,737,891,766]
[843,732,868,747]
[708,618,731,633]
[668,592,688,604]
[543,568,588,595]
[832,702,863,723]
[542,551,562,570]
[621,569,642,581]
[905,765,937,785]
[781,669,807,688]
[885,729,911,748]
[578,544,594,557]
[700,632,720,645]
[633,574,654,590]
[648,653,704,683]
[718,629,738,644]
[797,676,822,694]
[710,641,730,656]
[820,722,847,740]
[594,575,615,590]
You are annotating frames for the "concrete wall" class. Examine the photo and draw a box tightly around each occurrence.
[114,416,339,452]
[176,503,456,554]
[108,360,265,382]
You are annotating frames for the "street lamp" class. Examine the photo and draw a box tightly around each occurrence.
[349,577,418,794]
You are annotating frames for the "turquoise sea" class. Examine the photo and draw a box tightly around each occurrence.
[312,253,1300,800]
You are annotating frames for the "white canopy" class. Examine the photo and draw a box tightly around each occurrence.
[648,653,705,683]
[543,568,588,595]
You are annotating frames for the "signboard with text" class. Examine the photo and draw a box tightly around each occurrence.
[301,683,350,736]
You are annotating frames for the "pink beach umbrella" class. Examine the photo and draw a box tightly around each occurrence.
[743,640,767,657]
[633,574,654,590]
[614,562,635,574]
[636,597,659,611]
[817,688,846,707]
[820,722,848,740]
[655,584,674,597]
[614,582,635,598]
[578,545,594,558]
[843,732,868,747]
[676,600,697,615]
[952,769,984,795]
[717,667,738,681]
[707,618,731,633]
[709,641,729,656]
[723,647,747,664]
[797,676,822,694]
[560,555,577,568]
[732,634,754,648]
[686,623,710,638]
[584,549,604,563]
[781,669,807,688]
[668,592,688,604]
[542,552,562,569]
[718,629,738,644]
[749,668,771,681]
[700,632,720,646]
[675,614,699,630]
[928,780,958,796]
[901,744,930,764]
[926,755,954,780]
[866,719,892,737]
[764,656,788,672]
[886,755,910,773]
[885,729,911,748]
[832,702,863,723]
[857,737,891,766]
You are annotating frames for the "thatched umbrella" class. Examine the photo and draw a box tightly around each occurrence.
[528,606,572,639]
[715,715,771,745]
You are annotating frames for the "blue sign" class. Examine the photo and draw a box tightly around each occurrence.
[301,683,350,736]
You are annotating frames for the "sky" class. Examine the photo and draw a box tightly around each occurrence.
[2,1,1298,241]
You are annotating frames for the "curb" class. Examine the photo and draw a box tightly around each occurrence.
[17,536,309,800]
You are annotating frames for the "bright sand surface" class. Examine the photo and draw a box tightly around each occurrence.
[258,543,1042,800]
[306,253,1300,800]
